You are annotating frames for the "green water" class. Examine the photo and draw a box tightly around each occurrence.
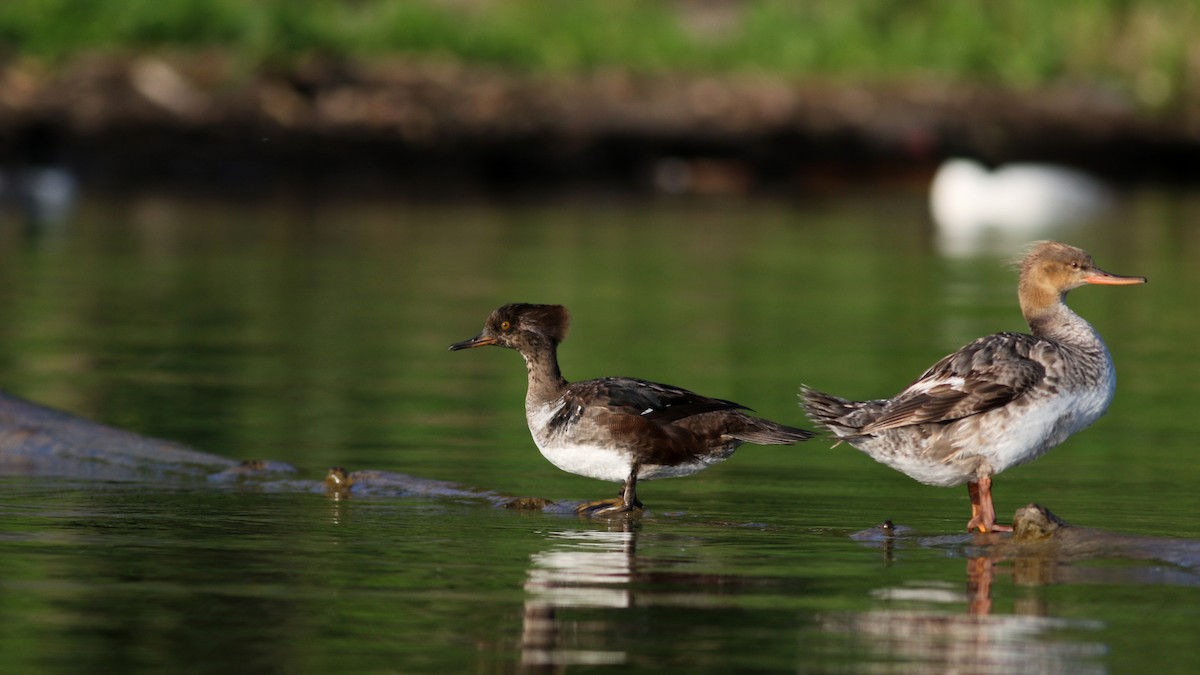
[1,187,1198,673]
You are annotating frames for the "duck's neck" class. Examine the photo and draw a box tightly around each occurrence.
[1020,286,1102,349]
[518,338,568,407]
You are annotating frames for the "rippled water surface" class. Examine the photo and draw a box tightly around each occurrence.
[1,186,1198,673]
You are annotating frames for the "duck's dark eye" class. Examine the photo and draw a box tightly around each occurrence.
[500,320,512,331]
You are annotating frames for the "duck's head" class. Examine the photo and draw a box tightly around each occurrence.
[1017,241,1145,315]
[449,303,570,353]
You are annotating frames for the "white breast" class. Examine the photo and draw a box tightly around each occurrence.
[525,400,626,482]
[525,400,713,483]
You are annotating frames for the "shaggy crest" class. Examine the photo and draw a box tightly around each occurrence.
[491,303,570,344]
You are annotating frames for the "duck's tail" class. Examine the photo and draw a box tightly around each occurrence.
[799,385,882,441]
[729,415,816,445]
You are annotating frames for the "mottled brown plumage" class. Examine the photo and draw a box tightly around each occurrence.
[802,242,1145,533]
[451,303,813,516]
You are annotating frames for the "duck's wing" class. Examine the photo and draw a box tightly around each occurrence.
[539,378,740,465]
[861,333,1048,434]
[575,377,748,424]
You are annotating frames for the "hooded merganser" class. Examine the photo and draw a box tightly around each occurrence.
[802,241,1145,533]
[450,303,814,516]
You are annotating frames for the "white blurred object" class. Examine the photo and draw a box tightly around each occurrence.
[931,158,1113,257]
[0,165,78,227]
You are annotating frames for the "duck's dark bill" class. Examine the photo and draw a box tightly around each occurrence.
[449,335,497,351]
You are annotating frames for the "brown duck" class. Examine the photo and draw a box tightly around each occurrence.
[451,303,813,516]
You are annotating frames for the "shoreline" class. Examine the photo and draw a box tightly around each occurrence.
[2,56,1197,194]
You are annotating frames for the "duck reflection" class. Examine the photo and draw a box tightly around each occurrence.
[834,505,1200,672]
[518,517,805,672]
[520,522,637,669]
[823,587,1106,675]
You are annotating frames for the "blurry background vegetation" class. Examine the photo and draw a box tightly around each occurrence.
[0,0,1195,112]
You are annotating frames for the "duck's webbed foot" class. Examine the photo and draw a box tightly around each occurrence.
[576,473,644,517]
[966,513,1014,533]
[575,497,642,517]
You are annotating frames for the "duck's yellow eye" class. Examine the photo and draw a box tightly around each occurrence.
[500,320,511,331]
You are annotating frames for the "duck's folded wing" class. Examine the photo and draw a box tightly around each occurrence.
[861,333,1048,433]
[542,380,716,465]
[579,377,747,424]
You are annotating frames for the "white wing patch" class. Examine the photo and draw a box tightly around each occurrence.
[527,398,567,429]
[907,375,967,394]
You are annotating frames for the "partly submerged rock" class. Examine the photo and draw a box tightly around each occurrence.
[0,389,236,481]
[0,388,558,510]
[993,503,1200,569]
[855,503,1200,573]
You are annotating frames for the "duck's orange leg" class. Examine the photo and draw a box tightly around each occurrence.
[967,480,982,526]
[965,476,1012,533]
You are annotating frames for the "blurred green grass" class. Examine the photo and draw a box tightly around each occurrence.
[0,0,1194,109]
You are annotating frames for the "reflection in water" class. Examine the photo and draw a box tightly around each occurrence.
[518,522,759,668]
[521,523,638,668]
[824,599,1105,674]
[519,520,1122,672]
[831,527,1109,673]
[835,511,1200,670]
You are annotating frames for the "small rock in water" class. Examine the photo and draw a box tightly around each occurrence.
[501,496,555,510]
[1012,503,1070,541]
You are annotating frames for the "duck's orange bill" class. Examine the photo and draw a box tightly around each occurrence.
[1084,271,1148,285]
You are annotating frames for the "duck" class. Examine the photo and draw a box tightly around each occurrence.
[450,303,814,516]
[801,241,1145,533]
[930,158,1112,257]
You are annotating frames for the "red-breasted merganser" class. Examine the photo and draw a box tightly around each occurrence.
[450,303,814,516]
[802,241,1145,533]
